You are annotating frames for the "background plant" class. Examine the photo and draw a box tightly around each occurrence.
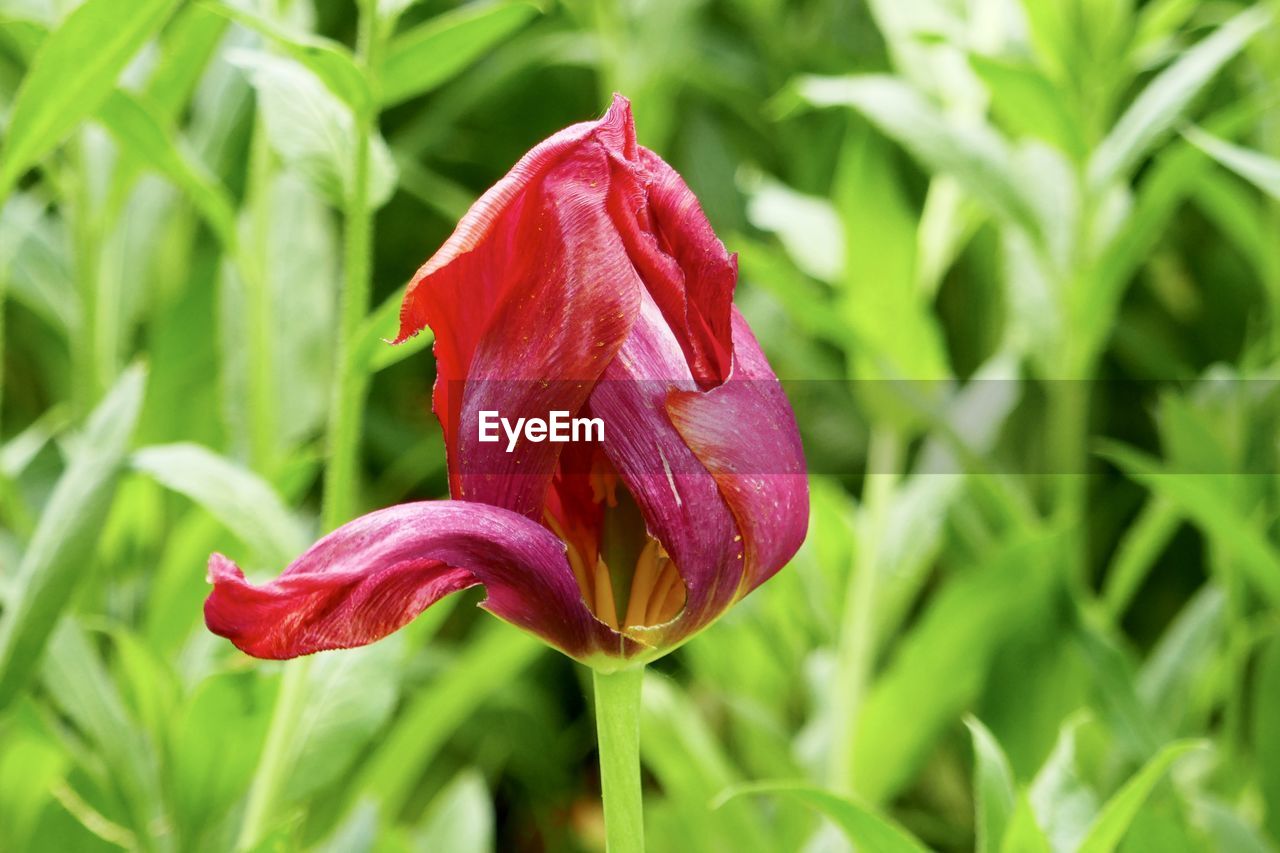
[1,0,1279,850]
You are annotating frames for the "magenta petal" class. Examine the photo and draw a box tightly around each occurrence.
[607,146,736,388]
[588,292,743,642]
[636,148,736,385]
[452,140,644,516]
[667,309,809,592]
[205,501,628,661]
[395,96,643,514]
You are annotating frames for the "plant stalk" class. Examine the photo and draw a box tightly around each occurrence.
[243,117,279,477]
[829,426,902,794]
[593,665,645,853]
[236,4,382,848]
[320,0,380,531]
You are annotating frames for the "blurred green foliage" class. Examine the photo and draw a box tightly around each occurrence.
[2,0,1280,850]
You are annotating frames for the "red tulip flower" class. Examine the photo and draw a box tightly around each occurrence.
[205,95,808,670]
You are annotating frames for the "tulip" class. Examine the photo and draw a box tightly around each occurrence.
[205,94,807,670]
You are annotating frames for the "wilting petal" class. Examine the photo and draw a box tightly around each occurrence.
[588,292,743,645]
[606,146,736,388]
[667,309,809,593]
[396,96,643,514]
[205,501,630,661]
[453,142,645,516]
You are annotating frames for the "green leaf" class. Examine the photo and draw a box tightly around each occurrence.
[0,0,182,198]
[41,620,164,840]
[1001,793,1052,853]
[0,194,78,335]
[715,783,928,853]
[1100,443,1280,607]
[352,621,542,814]
[967,716,1017,853]
[1256,638,1280,841]
[130,442,306,565]
[642,676,783,853]
[96,90,238,249]
[283,637,403,803]
[170,671,274,841]
[413,770,494,853]
[833,126,950,382]
[1076,740,1205,853]
[1137,585,1224,732]
[0,365,147,710]
[792,74,1041,242]
[1101,496,1182,617]
[968,54,1085,160]
[144,3,229,120]
[203,1,370,114]
[0,707,67,850]
[1088,7,1271,189]
[232,50,397,209]
[379,1,542,107]
[354,284,434,375]
[852,529,1062,803]
[1029,718,1099,852]
[1183,126,1280,201]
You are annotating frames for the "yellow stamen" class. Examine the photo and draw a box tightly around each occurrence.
[624,538,663,628]
[594,557,619,629]
[654,571,686,623]
[589,465,619,507]
[544,511,593,601]
[645,558,684,626]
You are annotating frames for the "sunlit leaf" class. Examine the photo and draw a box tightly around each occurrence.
[967,716,1017,853]
[1183,125,1280,200]
[96,90,238,249]
[0,365,147,710]
[1088,7,1270,189]
[413,770,494,853]
[0,0,182,197]
[716,782,928,853]
[231,50,396,208]
[131,441,306,565]
[1077,740,1205,853]
[205,1,370,113]
[792,73,1042,242]
[379,1,543,107]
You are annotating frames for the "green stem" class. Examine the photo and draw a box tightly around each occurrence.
[234,660,308,851]
[236,5,381,848]
[320,0,379,531]
[244,117,279,477]
[1045,371,1089,588]
[0,256,6,437]
[829,427,902,794]
[70,139,103,416]
[593,665,645,853]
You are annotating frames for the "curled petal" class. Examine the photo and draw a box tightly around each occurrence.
[396,96,643,514]
[453,141,644,515]
[667,309,809,593]
[205,501,630,661]
[637,148,736,385]
[588,292,743,646]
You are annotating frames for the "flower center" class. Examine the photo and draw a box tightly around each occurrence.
[544,454,686,630]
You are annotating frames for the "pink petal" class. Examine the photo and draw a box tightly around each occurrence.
[607,146,736,388]
[395,95,643,515]
[205,501,630,661]
[587,291,744,645]
[667,309,809,592]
